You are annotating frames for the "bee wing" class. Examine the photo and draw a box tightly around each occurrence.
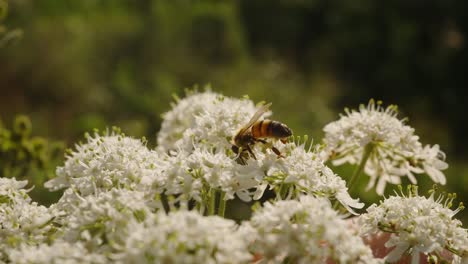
[238,102,272,135]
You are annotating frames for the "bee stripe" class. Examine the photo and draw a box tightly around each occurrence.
[267,121,274,136]
[252,120,263,138]
[261,120,270,137]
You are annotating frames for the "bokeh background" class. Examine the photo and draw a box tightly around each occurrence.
[1,0,467,224]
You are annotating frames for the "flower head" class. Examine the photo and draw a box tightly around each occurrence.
[114,210,252,264]
[51,188,154,254]
[358,186,468,263]
[154,91,362,210]
[45,129,160,196]
[323,100,448,195]
[254,138,364,212]
[153,91,267,202]
[157,90,259,152]
[0,177,30,203]
[243,195,381,264]
[154,146,272,203]
[0,178,54,261]
[7,241,107,264]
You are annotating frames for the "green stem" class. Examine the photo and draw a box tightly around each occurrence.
[332,199,340,210]
[282,184,290,200]
[348,143,375,192]
[195,201,202,213]
[277,183,288,200]
[217,191,226,217]
[167,195,176,212]
[284,256,297,264]
[208,189,216,215]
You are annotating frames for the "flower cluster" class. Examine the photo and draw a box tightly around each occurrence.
[154,91,266,203]
[45,129,160,196]
[7,241,107,264]
[358,186,467,263]
[157,90,259,153]
[0,178,54,260]
[115,210,252,263]
[154,147,258,203]
[252,138,363,213]
[154,90,363,211]
[50,188,154,255]
[243,195,381,264]
[1,90,466,264]
[323,100,448,195]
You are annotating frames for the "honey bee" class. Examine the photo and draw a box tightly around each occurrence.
[232,103,292,164]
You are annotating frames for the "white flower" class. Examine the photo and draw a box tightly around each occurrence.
[154,91,361,209]
[157,90,259,152]
[7,241,107,264]
[358,186,468,263]
[154,147,266,203]
[51,188,154,254]
[244,195,382,264]
[323,100,448,195]
[151,149,204,203]
[154,134,362,211]
[416,144,448,184]
[45,130,160,196]
[252,139,363,213]
[114,210,252,264]
[0,177,29,204]
[0,178,54,261]
[157,91,220,151]
[154,90,265,202]
[185,148,261,201]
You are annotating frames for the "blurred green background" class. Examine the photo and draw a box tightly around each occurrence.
[1,0,466,224]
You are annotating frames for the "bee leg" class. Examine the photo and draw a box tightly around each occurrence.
[254,139,284,158]
[246,145,257,160]
[232,145,240,154]
[272,146,285,159]
[231,145,239,155]
[280,138,288,144]
[237,155,247,165]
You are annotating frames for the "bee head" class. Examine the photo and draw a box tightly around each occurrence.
[234,131,254,147]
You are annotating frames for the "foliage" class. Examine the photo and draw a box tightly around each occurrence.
[0,115,63,204]
[0,0,22,47]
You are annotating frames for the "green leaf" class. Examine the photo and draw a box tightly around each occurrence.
[0,0,7,21]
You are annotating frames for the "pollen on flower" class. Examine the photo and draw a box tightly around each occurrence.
[323,99,448,195]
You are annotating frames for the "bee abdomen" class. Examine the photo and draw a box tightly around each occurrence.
[252,119,292,139]
[269,120,292,138]
[251,120,265,138]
